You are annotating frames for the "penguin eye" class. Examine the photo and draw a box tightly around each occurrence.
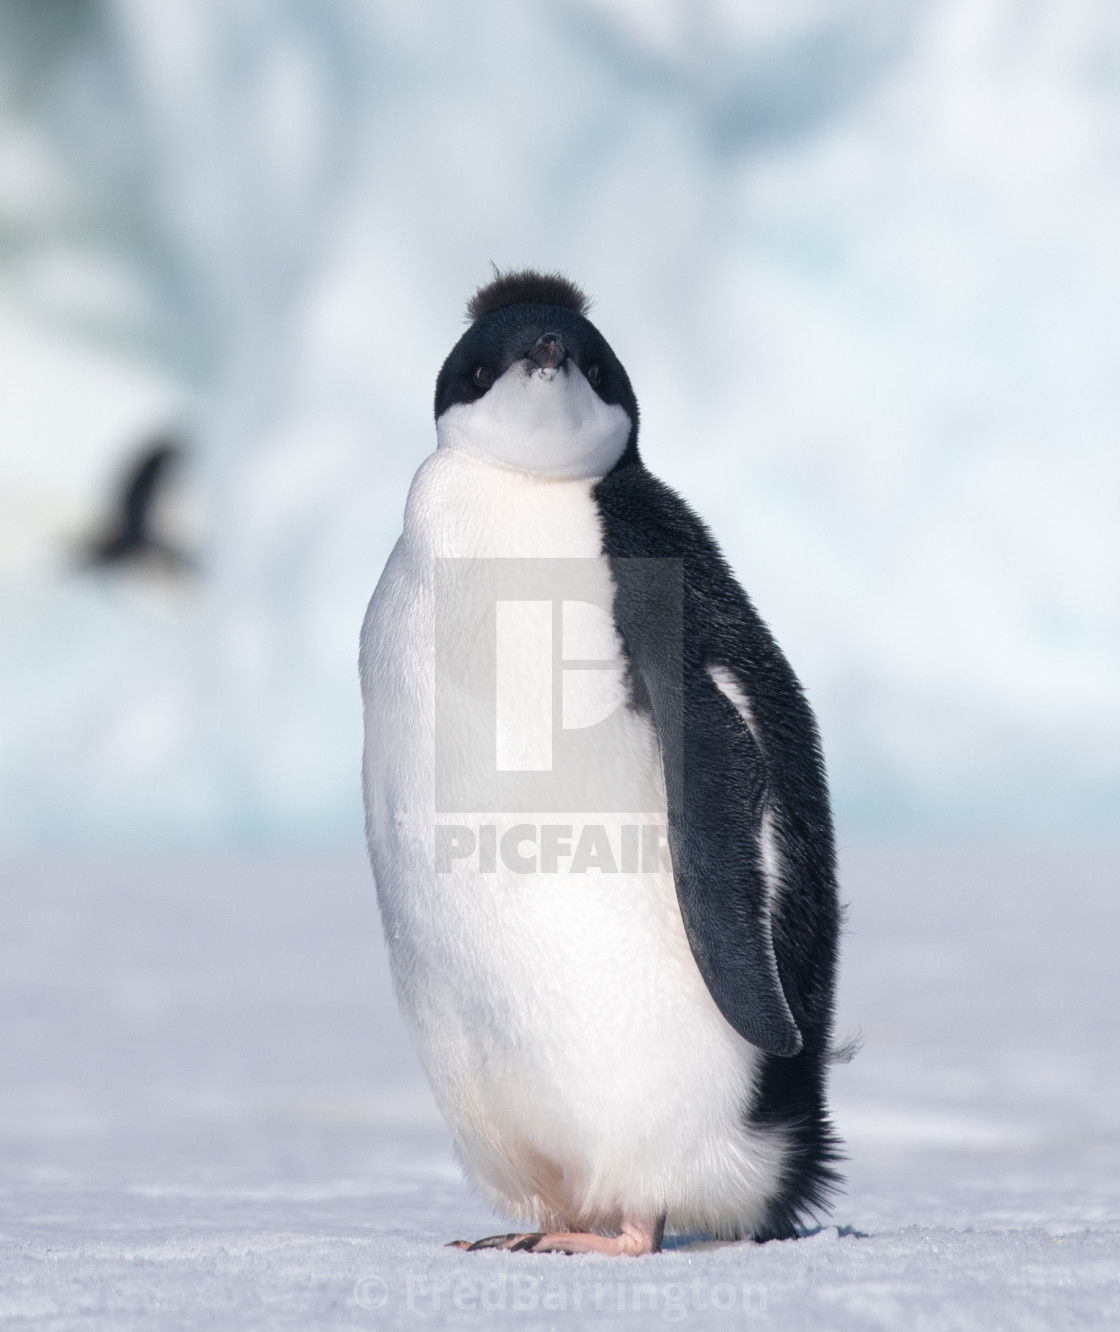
[586,364,601,387]
[473,366,495,390]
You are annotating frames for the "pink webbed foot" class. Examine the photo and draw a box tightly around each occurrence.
[448,1216,665,1256]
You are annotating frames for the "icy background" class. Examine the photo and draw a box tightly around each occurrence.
[1,0,1118,842]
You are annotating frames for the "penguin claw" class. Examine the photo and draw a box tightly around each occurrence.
[460,1232,541,1251]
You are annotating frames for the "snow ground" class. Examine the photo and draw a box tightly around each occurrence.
[1,841,1117,1330]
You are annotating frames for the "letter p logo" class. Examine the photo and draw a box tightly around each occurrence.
[494,599,628,772]
[434,557,681,814]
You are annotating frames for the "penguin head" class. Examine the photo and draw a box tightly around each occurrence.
[434,270,638,479]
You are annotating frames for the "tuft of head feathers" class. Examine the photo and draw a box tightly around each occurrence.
[466,268,591,323]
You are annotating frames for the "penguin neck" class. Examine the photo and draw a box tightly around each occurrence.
[434,363,631,480]
[402,447,606,560]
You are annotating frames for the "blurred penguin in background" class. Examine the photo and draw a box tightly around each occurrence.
[83,433,194,577]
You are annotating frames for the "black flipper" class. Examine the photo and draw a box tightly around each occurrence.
[595,462,838,1061]
[673,663,802,1055]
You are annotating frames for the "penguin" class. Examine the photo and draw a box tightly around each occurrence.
[84,435,192,573]
[359,269,842,1256]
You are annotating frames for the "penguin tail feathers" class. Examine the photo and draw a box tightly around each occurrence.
[750,1114,847,1243]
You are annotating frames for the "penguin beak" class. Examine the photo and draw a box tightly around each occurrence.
[527,333,567,370]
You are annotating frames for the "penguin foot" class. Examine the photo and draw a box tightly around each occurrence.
[449,1216,665,1256]
[446,1233,538,1251]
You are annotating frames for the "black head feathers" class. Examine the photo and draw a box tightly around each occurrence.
[467,269,591,323]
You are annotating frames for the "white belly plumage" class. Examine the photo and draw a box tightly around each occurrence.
[360,447,787,1236]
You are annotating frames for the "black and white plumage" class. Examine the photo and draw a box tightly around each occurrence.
[360,269,842,1255]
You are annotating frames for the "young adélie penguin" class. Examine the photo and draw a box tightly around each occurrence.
[359,270,842,1256]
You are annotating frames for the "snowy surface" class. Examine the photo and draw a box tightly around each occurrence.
[2,840,1118,1329]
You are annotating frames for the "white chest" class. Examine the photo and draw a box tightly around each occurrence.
[358,445,780,1235]
[402,446,607,559]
